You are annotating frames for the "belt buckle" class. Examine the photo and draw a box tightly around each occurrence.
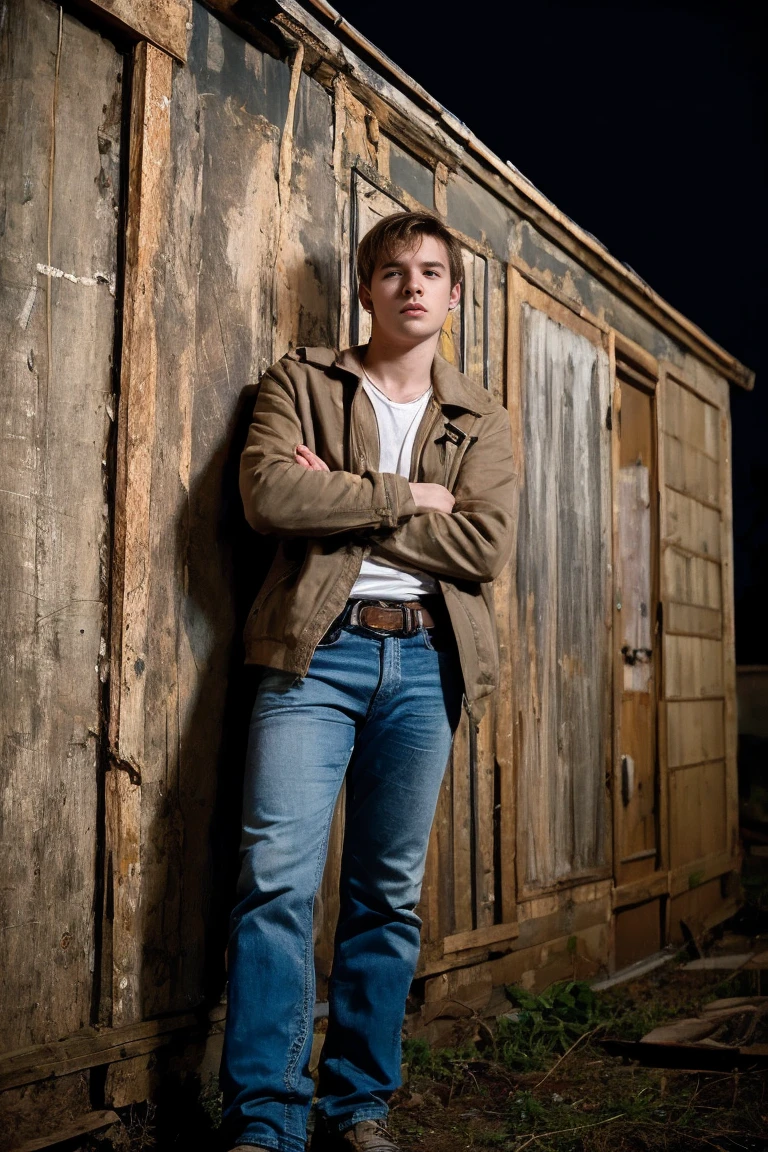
[353,600,419,637]
[354,600,394,635]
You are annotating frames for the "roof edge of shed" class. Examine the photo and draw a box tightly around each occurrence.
[276,0,755,391]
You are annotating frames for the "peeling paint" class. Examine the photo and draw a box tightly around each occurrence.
[35,263,116,294]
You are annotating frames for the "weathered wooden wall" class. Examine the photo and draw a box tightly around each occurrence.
[0,0,747,1133]
[0,0,123,1052]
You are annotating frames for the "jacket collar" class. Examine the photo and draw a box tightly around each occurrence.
[325,344,496,416]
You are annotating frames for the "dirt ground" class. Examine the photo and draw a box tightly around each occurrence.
[89,864,768,1152]
[385,961,768,1152]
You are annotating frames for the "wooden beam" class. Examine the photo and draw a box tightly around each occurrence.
[69,0,190,62]
[612,872,669,911]
[105,40,173,1027]
[443,921,520,956]
[0,1013,198,1093]
[668,851,740,899]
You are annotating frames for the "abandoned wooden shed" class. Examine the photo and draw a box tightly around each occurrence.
[0,0,755,1142]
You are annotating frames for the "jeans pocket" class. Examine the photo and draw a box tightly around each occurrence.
[316,624,345,648]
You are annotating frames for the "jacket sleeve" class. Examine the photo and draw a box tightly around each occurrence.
[366,406,517,583]
[239,359,417,537]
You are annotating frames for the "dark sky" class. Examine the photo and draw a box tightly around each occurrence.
[332,1,766,663]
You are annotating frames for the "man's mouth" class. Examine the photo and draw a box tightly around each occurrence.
[401,303,426,313]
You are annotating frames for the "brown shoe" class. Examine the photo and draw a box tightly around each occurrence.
[310,1118,401,1151]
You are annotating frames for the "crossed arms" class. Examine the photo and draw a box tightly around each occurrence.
[239,365,517,584]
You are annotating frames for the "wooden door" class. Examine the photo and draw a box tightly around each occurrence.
[509,271,613,901]
[0,0,124,1050]
[612,373,664,965]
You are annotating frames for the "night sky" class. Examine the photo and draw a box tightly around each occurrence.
[332,1,766,664]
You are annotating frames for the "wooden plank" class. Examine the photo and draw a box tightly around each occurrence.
[0,1012,197,1093]
[663,377,720,460]
[667,700,724,768]
[614,330,659,381]
[669,761,727,869]
[71,0,190,61]
[106,40,172,1028]
[663,636,724,699]
[443,921,520,955]
[488,923,611,993]
[0,0,122,1052]
[662,548,721,610]
[109,40,171,776]
[668,851,738,899]
[663,433,720,508]
[663,488,721,560]
[665,603,721,639]
[451,712,474,933]
[612,872,668,910]
[474,704,496,929]
[494,557,517,924]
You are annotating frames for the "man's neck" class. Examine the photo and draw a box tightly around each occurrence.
[360,330,438,403]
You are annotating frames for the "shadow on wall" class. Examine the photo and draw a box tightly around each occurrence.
[139,379,277,1019]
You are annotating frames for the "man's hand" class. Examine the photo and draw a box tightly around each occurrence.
[294,448,454,515]
[294,444,330,471]
[408,482,455,514]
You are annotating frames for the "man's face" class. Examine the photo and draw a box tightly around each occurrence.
[359,234,461,347]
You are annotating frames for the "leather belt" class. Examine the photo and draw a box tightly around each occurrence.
[347,599,435,636]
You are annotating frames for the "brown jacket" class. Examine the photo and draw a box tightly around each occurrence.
[239,345,517,719]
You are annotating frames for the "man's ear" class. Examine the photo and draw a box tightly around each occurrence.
[448,282,461,312]
[359,282,373,314]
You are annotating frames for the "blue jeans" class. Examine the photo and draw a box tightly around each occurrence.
[220,623,463,1151]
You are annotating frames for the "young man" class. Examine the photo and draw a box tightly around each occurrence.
[221,211,516,1152]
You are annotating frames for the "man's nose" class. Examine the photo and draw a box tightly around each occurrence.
[403,277,423,296]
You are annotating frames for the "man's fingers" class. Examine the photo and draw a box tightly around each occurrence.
[295,444,330,471]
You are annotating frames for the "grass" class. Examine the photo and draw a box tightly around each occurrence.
[393,967,768,1152]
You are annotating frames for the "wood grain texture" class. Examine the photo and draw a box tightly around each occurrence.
[0,0,122,1051]
[667,701,725,769]
[106,39,172,1027]
[669,761,727,869]
[513,299,612,893]
[104,3,341,1020]
[72,0,191,61]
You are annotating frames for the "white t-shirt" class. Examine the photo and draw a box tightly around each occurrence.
[349,377,439,601]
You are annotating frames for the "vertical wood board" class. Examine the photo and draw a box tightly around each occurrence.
[0,0,122,1051]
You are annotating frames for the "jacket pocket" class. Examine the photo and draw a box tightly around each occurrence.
[244,556,301,638]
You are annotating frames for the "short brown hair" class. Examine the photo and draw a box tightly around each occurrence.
[357,211,463,289]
